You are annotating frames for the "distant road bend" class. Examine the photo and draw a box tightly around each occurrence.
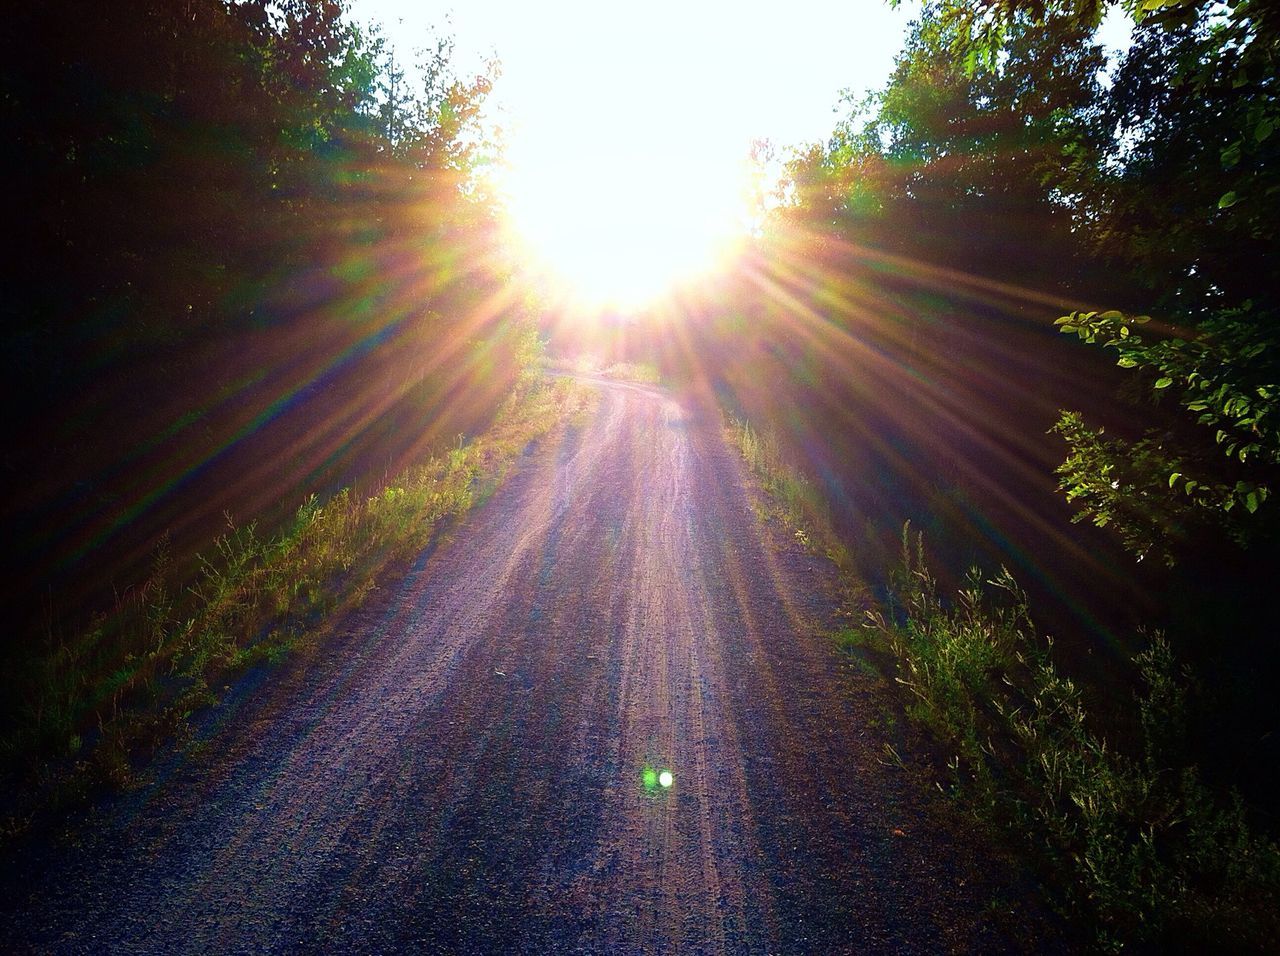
[4,376,1058,953]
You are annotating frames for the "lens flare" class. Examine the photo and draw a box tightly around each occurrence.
[499,140,747,311]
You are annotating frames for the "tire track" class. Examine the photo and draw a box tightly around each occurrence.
[1,376,1062,954]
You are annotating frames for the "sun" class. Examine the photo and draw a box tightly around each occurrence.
[498,131,750,311]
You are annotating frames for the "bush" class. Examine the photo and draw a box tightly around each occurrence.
[866,525,1280,951]
[1,373,586,836]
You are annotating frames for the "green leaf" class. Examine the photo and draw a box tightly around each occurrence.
[1258,118,1275,143]
[1169,472,1182,488]
[1154,377,1173,389]
[1245,491,1259,513]
[1099,310,1124,320]
[1219,191,1239,209]
[1132,315,1152,324]
[1117,356,1138,368]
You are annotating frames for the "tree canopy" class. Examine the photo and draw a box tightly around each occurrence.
[1,0,521,631]
[779,0,1279,565]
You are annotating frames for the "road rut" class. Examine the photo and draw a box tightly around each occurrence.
[3,377,1060,953]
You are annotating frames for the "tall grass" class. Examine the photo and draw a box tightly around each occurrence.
[725,417,855,576]
[2,372,587,833]
[866,528,1280,952]
[726,425,1280,951]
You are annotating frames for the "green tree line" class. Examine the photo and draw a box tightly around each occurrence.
[784,0,1278,566]
[1,0,526,645]
[650,0,1278,849]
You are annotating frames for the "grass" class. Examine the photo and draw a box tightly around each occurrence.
[727,424,1280,952]
[597,361,662,384]
[1,370,589,839]
[545,354,663,385]
[725,417,856,578]
[865,529,1280,951]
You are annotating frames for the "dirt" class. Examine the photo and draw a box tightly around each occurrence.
[1,377,1066,953]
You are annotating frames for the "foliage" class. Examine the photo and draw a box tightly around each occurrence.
[784,5,1106,285]
[866,526,1280,950]
[1,369,586,834]
[1050,409,1214,564]
[373,30,498,174]
[727,418,855,576]
[1050,307,1277,560]
[902,0,1280,562]
[1,0,517,647]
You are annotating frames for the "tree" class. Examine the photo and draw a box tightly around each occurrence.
[0,0,512,637]
[901,0,1280,562]
[783,5,1107,290]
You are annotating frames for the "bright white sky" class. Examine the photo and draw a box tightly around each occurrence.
[348,0,924,153]
[346,0,1133,308]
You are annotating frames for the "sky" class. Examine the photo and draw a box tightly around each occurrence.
[347,0,927,154]
[344,0,1134,307]
[344,0,934,304]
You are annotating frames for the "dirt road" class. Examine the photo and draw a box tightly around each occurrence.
[3,378,1059,952]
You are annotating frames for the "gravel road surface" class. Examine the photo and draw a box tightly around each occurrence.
[2,377,1061,953]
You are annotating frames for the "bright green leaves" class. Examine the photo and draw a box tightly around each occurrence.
[1221,141,1242,169]
[1056,306,1280,472]
[1056,309,1149,343]
[1055,310,1151,375]
[1054,302,1279,562]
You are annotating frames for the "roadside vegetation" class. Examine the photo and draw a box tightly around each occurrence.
[730,424,1280,951]
[726,418,854,579]
[548,355,664,385]
[2,0,591,839]
[710,3,1280,944]
[1,367,587,841]
[2,0,530,762]
[869,529,1280,951]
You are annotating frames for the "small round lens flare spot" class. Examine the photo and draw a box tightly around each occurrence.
[642,767,658,790]
[659,770,674,788]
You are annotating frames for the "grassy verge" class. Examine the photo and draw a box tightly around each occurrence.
[728,420,1280,952]
[2,372,589,839]
[546,355,663,385]
[725,417,855,578]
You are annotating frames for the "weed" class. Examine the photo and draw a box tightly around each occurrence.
[725,417,856,579]
[2,373,588,837]
[726,416,1280,951]
[599,361,662,384]
[866,524,1280,951]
